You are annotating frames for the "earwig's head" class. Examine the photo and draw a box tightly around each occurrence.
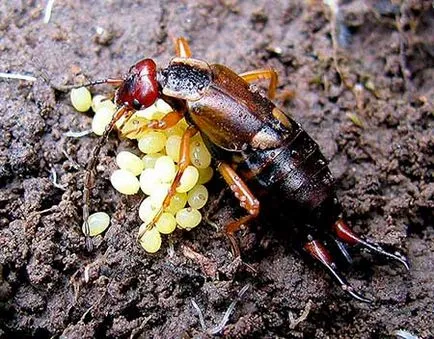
[115,59,159,110]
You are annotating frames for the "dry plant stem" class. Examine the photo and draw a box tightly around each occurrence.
[69,291,107,329]
[129,315,153,339]
[190,285,251,334]
[62,149,81,170]
[44,0,55,24]
[325,2,367,122]
[64,129,93,138]
[191,299,207,330]
[50,167,67,190]
[0,72,37,82]
[182,245,217,277]
[326,2,347,88]
[395,2,414,93]
[209,285,250,334]
[27,205,59,221]
[288,300,313,329]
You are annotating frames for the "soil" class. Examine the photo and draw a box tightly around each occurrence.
[0,1,433,338]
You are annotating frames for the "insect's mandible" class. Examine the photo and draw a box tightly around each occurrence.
[75,37,408,303]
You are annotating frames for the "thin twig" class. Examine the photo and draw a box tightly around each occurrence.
[50,167,67,190]
[79,291,106,322]
[209,284,250,334]
[182,245,218,277]
[323,0,346,86]
[129,315,153,339]
[0,72,37,82]
[167,236,175,257]
[395,2,414,93]
[44,0,55,24]
[63,129,93,138]
[191,299,207,330]
[62,149,81,170]
[288,300,313,330]
[394,329,419,339]
[26,205,59,222]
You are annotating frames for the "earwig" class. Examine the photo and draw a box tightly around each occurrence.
[76,37,408,302]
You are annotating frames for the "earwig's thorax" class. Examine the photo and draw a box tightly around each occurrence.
[159,58,212,101]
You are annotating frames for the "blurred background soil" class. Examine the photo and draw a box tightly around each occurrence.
[0,1,433,338]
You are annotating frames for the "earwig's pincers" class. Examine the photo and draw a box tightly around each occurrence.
[304,239,373,303]
[333,219,410,270]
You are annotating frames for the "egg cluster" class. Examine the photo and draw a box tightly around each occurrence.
[71,87,213,253]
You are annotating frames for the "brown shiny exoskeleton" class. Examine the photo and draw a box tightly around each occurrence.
[78,38,408,303]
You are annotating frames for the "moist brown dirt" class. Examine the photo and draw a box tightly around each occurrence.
[0,1,433,338]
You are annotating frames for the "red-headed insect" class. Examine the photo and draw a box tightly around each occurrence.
[70,38,408,302]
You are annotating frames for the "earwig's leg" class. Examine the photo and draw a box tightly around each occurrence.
[146,111,184,129]
[83,106,129,250]
[332,219,410,270]
[304,239,372,303]
[138,125,198,239]
[116,109,136,132]
[217,162,260,257]
[239,69,278,99]
[174,37,192,58]
[122,111,183,138]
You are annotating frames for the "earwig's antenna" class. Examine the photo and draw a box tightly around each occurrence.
[31,56,124,92]
[35,64,124,92]
[52,78,124,92]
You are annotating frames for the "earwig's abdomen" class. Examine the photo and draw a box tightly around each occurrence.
[236,120,335,215]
